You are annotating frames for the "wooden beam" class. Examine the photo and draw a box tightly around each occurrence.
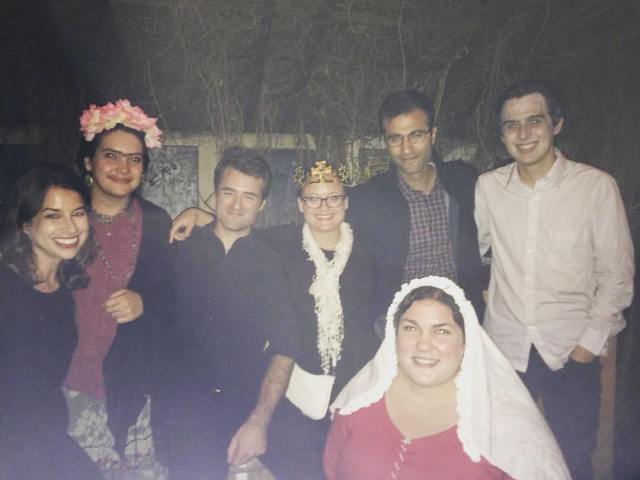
[593,336,617,480]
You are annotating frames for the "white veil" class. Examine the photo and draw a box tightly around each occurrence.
[330,276,569,480]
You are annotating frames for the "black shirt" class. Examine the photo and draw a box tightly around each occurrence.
[172,228,299,408]
[0,264,101,479]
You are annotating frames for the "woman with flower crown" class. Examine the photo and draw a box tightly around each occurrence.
[63,100,173,479]
[169,159,380,479]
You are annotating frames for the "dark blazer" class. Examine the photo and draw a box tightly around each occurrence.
[103,195,174,454]
[347,156,486,319]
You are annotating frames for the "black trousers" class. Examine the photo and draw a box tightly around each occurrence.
[262,399,329,480]
[166,390,251,480]
[520,347,601,480]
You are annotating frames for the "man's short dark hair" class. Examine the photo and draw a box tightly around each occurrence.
[213,146,272,199]
[495,80,564,130]
[378,89,436,134]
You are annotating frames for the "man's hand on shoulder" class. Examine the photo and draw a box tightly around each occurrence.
[169,207,215,243]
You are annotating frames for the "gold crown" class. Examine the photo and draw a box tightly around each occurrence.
[294,160,349,189]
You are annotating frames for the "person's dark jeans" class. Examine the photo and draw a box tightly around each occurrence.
[263,399,329,480]
[166,389,250,480]
[520,347,601,480]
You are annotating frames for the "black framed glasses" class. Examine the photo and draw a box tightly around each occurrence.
[384,128,432,148]
[300,194,347,208]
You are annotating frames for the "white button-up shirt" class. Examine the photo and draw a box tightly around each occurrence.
[475,150,634,372]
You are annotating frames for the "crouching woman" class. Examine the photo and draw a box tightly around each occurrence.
[324,276,569,480]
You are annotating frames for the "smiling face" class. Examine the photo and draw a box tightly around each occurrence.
[214,167,266,240]
[383,108,437,182]
[84,129,145,202]
[395,298,465,391]
[23,186,90,273]
[500,93,563,174]
[297,178,348,237]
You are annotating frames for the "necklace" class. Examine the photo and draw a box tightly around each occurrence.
[92,206,139,286]
[92,208,129,224]
[92,203,133,237]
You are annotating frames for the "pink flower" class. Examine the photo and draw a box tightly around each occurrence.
[78,99,163,149]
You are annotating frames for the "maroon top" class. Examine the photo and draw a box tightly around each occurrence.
[65,199,142,399]
[324,397,512,480]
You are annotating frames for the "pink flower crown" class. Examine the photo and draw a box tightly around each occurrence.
[79,99,163,149]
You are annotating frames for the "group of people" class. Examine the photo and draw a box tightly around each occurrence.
[1,101,173,479]
[0,79,634,480]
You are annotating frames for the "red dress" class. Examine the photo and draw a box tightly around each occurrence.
[324,397,513,480]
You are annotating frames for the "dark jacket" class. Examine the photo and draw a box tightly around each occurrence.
[259,224,380,396]
[103,195,174,454]
[347,157,486,319]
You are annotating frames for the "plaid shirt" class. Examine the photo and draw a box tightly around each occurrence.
[399,173,458,283]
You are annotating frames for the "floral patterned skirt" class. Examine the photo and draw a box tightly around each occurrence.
[63,387,168,480]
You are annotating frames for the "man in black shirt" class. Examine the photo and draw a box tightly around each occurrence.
[167,147,298,479]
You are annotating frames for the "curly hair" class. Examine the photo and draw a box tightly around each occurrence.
[0,163,94,290]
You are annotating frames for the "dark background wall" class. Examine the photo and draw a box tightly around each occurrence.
[1,0,638,477]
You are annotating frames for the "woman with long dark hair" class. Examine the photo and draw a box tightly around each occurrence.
[0,163,101,479]
[63,100,173,479]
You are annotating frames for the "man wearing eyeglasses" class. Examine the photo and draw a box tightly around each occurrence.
[348,89,486,320]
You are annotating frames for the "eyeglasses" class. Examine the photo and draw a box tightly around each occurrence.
[384,128,432,148]
[300,194,347,208]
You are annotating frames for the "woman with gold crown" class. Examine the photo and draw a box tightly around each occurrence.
[170,159,380,479]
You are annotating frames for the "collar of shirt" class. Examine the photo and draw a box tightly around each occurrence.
[505,148,569,194]
[397,163,440,200]
[193,226,259,264]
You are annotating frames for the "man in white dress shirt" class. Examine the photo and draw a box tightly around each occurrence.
[475,80,634,480]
